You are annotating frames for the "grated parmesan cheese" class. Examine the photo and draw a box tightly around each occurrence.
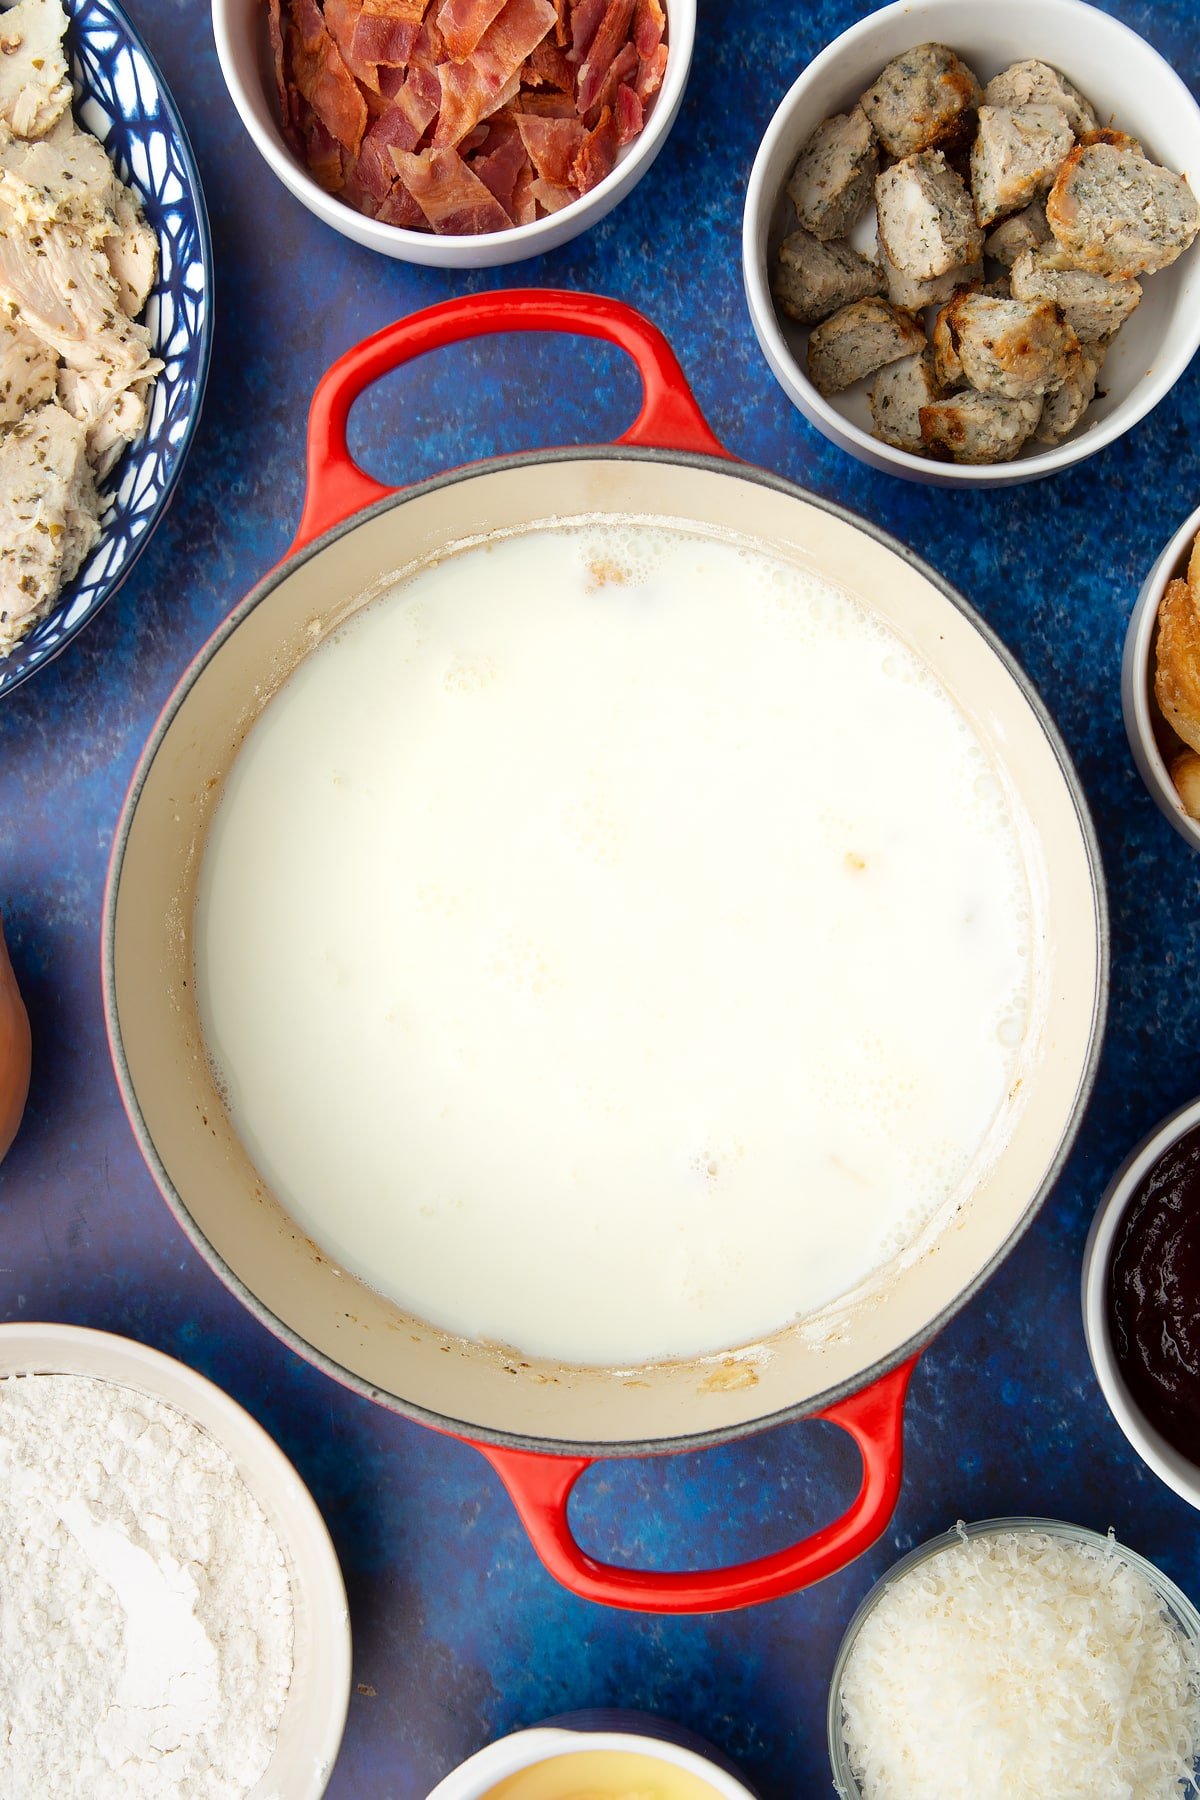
[838,1525,1200,1800]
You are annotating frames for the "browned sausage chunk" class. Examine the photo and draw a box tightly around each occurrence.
[773,229,885,324]
[786,106,879,242]
[860,43,982,157]
[1047,140,1200,276]
[807,297,927,395]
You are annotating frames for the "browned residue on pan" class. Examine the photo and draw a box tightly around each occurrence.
[586,555,630,590]
[699,1359,760,1395]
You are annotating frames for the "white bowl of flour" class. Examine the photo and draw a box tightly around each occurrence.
[0,1321,351,1799]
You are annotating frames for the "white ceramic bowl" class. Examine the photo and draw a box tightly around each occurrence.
[0,1322,352,1798]
[1122,500,1200,851]
[211,0,695,266]
[426,1716,758,1799]
[1083,1098,1200,1510]
[742,0,1200,487]
[827,1517,1200,1795]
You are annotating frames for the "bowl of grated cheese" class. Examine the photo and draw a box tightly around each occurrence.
[828,1516,1200,1800]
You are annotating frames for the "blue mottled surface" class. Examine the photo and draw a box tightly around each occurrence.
[3,1,1200,1794]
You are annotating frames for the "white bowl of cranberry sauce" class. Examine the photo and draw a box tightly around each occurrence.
[1083,1096,1200,1511]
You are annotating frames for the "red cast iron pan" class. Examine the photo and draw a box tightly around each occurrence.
[104,288,1107,1612]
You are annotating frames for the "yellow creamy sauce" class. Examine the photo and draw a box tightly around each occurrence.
[480,1749,725,1800]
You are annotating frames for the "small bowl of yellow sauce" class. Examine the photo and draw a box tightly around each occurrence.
[426,1716,759,1800]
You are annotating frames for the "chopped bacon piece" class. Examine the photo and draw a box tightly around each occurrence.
[571,98,618,192]
[511,157,538,221]
[360,0,429,34]
[339,144,382,210]
[434,60,484,142]
[433,0,556,145]
[525,37,573,90]
[409,10,447,67]
[552,0,567,45]
[504,90,576,117]
[351,13,419,66]
[567,0,606,62]
[514,111,585,184]
[305,111,345,187]
[614,79,640,144]
[332,0,429,72]
[634,40,665,105]
[476,0,557,79]
[440,60,527,143]
[324,0,381,91]
[398,59,441,116]
[575,0,634,114]
[289,0,368,153]
[489,66,524,114]
[367,0,428,23]
[391,144,516,230]
[376,181,426,225]
[631,0,662,57]
[580,35,634,121]
[470,118,528,212]
[436,53,509,137]
[267,0,291,126]
[354,95,434,197]
[529,174,574,211]
[437,0,508,59]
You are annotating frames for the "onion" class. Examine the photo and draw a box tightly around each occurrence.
[0,913,31,1164]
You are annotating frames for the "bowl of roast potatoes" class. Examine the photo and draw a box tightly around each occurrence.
[743,0,1200,484]
[1125,505,1200,851]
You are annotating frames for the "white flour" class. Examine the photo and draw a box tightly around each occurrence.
[0,1373,294,1798]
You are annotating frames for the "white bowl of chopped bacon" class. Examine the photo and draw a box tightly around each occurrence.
[213,0,692,263]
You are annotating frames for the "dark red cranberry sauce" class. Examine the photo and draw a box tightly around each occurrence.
[1108,1122,1200,1463]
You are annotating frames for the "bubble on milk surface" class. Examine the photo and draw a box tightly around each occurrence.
[570,521,671,593]
[997,1007,1026,1049]
[689,1138,748,1186]
[443,651,497,695]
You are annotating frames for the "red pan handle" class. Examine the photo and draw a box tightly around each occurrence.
[471,1355,919,1614]
[292,289,732,554]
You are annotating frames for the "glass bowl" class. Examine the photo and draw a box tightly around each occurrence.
[827,1516,1200,1799]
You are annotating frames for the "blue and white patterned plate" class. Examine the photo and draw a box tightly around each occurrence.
[0,0,213,702]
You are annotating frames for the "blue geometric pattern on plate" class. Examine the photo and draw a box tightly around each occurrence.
[0,0,213,702]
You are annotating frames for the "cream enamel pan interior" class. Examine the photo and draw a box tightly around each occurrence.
[106,451,1105,1453]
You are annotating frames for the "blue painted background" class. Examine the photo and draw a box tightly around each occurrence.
[3,0,1200,1792]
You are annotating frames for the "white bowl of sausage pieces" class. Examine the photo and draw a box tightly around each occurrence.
[742,0,1200,485]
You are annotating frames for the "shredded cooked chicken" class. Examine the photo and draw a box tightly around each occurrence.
[104,187,157,316]
[0,0,162,656]
[0,401,99,652]
[0,0,71,139]
[0,311,56,425]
